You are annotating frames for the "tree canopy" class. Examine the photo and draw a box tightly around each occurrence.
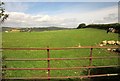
[77,23,86,29]
[0,1,9,24]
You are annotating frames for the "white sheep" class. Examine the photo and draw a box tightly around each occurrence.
[107,41,115,45]
[99,44,103,46]
[110,40,116,45]
[102,40,107,45]
[107,48,111,51]
[5,31,8,33]
[116,41,120,45]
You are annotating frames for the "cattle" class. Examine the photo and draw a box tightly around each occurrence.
[107,28,117,33]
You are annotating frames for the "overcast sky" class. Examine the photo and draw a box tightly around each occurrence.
[2,2,118,28]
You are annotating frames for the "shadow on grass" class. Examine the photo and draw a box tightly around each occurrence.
[89,67,120,81]
[2,78,89,81]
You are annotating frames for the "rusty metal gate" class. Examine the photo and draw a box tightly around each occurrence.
[1,46,120,80]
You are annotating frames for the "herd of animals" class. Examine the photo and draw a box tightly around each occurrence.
[100,40,120,46]
[100,40,120,53]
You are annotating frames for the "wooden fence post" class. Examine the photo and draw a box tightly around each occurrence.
[88,48,93,76]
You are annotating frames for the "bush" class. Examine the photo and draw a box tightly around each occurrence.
[77,23,86,29]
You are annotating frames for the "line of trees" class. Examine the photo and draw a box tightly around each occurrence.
[77,23,120,33]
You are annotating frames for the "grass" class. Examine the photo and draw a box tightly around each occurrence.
[3,28,118,47]
[2,28,119,79]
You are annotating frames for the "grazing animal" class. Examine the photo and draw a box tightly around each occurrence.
[116,41,120,45]
[107,28,114,33]
[99,44,103,46]
[5,31,8,33]
[102,40,107,45]
[107,41,115,45]
[100,40,120,45]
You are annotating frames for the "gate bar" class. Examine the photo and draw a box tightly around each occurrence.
[4,56,120,61]
[2,73,119,80]
[3,65,119,70]
[1,46,119,50]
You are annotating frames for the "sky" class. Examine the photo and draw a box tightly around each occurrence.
[2,0,120,2]
[2,2,119,28]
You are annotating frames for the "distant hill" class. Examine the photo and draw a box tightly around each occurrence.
[2,27,13,32]
[2,27,73,32]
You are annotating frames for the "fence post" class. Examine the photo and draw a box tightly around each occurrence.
[47,46,50,81]
[88,48,93,76]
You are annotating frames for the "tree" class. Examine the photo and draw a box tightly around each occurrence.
[77,23,86,29]
[0,1,9,24]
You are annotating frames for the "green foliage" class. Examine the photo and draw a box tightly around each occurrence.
[86,23,120,33]
[77,23,86,29]
[77,23,120,33]
[0,1,9,24]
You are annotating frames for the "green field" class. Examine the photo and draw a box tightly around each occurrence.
[2,28,119,79]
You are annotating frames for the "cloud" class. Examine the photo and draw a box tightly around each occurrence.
[3,5,118,28]
[57,5,118,26]
[95,13,118,23]
[104,13,118,21]
[93,6,118,24]
[3,12,65,27]
[4,12,80,27]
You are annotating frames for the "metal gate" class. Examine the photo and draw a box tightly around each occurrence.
[1,46,120,80]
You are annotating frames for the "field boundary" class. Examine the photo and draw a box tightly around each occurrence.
[1,46,120,80]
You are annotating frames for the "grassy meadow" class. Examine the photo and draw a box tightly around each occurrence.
[2,28,119,78]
